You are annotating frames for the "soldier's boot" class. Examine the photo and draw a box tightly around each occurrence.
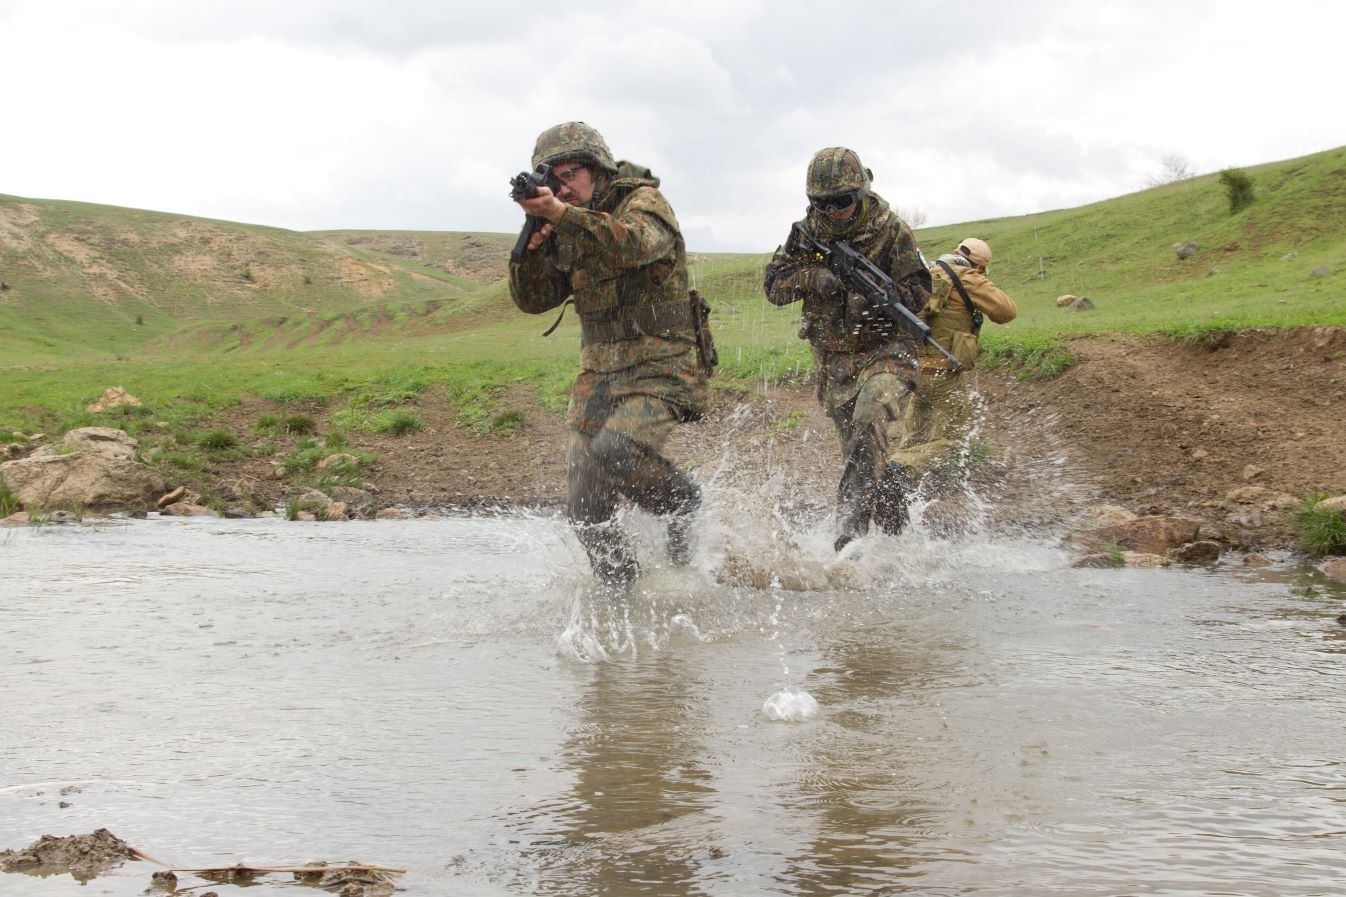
[835,439,879,552]
[574,522,640,589]
[834,512,869,553]
[873,463,913,536]
[605,436,702,568]
[666,491,701,567]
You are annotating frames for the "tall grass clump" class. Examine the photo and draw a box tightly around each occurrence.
[1291,493,1346,556]
[198,427,239,451]
[0,482,19,516]
[369,409,423,436]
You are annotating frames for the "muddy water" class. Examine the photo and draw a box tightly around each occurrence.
[2,511,1345,896]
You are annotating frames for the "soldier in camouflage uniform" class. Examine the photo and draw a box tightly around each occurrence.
[763,147,932,551]
[509,122,714,587]
[892,237,1017,486]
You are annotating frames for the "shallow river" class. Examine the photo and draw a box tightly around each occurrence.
[2,509,1344,896]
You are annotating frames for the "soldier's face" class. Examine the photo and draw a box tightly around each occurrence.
[553,163,595,205]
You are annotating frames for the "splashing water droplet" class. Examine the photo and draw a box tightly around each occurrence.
[761,688,820,721]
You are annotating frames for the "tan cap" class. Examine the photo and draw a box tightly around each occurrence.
[957,237,992,267]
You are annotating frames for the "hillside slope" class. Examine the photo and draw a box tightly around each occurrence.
[0,195,516,358]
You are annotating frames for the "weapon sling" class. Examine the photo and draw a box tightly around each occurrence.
[934,259,983,334]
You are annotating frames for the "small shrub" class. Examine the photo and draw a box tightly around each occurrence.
[1218,168,1255,214]
[370,409,423,436]
[198,427,239,451]
[284,413,317,436]
[1291,493,1346,556]
[484,409,526,434]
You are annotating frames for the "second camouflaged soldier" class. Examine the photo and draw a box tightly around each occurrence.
[509,122,716,587]
[763,147,931,551]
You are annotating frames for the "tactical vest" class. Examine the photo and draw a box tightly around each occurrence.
[564,181,695,347]
[797,201,908,354]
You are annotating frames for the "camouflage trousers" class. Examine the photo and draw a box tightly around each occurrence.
[566,358,706,585]
[891,370,974,479]
[824,370,914,545]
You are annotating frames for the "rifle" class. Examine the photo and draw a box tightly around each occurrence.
[796,230,963,371]
[508,163,558,262]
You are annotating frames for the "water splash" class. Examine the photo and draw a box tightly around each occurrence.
[761,687,821,721]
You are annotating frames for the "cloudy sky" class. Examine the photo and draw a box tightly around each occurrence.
[4,0,1344,253]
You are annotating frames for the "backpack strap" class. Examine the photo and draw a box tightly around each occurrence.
[934,259,983,334]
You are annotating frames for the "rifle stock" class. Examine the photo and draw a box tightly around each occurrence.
[797,231,963,371]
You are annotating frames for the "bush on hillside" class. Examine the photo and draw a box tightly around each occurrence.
[1219,168,1255,214]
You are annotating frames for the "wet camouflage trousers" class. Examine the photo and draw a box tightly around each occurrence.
[825,370,914,542]
[565,351,706,583]
[891,370,974,478]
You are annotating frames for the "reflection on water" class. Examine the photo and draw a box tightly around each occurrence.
[2,510,1345,896]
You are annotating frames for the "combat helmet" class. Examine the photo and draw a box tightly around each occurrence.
[531,121,618,174]
[806,147,872,200]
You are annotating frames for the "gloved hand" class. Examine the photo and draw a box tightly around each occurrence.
[846,292,871,320]
[802,267,843,297]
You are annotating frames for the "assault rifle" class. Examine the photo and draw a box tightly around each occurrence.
[508,163,558,261]
[797,231,963,371]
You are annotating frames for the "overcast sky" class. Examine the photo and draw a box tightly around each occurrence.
[4,0,1344,253]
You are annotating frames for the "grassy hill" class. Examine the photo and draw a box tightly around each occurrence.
[1,146,1343,451]
[0,197,517,360]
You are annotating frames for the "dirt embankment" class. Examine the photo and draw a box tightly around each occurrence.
[203,327,1345,552]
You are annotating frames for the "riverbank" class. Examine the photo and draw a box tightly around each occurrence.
[186,326,1345,554]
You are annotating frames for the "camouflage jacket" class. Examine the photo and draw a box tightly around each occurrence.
[762,194,931,356]
[509,161,698,375]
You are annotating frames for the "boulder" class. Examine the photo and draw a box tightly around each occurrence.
[1072,514,1202,556]
[86,386,143,413]
[156,486,187,509]
[1317,495,1346,515]
[0,427,165,512]
[1055,294,1078,307]
[1123,550,1171,568]
[1065,296,1095,313]
[160,502,219,517]
[1320,558,1346,583]
[1079,505,1137,529]
[1170,540,1222,565]
[1175,241,1200,260]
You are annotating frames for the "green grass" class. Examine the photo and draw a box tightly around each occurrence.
[0,482,19,517]
[1291,494,1346,556]
[2,144,1345,474]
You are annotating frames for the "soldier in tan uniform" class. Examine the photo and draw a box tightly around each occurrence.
[509,122,716,588]
[763,147,932,552]
[891,237,1017,496]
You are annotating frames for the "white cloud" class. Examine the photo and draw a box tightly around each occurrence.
[3,0,1344,251]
